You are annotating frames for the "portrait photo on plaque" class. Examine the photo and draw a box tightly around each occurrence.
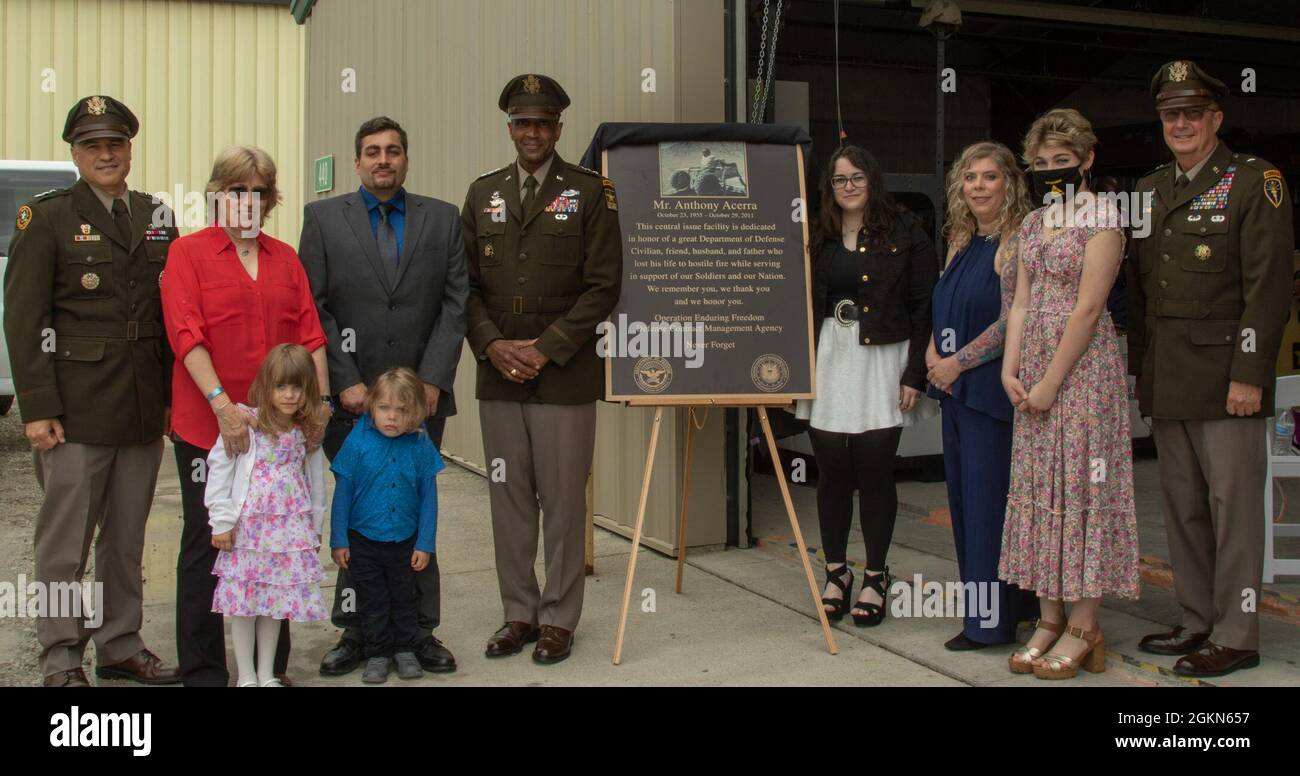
[658,141,750,198]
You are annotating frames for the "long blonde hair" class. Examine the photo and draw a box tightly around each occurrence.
[943,141,1030,272]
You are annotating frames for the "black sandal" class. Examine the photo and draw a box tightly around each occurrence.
[852,566,890,627]
[821,564,854,621]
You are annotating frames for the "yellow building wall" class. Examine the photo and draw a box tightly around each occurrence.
[0,0,305,242]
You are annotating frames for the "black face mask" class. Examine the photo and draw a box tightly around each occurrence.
[1031,166,1085,204]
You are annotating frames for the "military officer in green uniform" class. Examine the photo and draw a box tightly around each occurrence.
[1127,62,1294,677]
[4,96,181,686]
[462,74,622,664]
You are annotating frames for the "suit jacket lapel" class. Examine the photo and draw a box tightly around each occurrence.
[501,168,523,225]
[127,191,151,254]
[343,193,393,294]
[70,180,128,251]
[393,196,425,290]
[523,154,565,228]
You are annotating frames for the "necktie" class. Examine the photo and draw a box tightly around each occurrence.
[1174,173,1190,195]
[523,175,538,216]
[377,202,399,279]
[111,198,133,247]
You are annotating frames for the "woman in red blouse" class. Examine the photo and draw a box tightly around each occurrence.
[161,145,330,687]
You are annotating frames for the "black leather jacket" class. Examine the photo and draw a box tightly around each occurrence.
[809,212,939,391]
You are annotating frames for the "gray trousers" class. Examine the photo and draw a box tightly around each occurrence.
[480,400,596,632]
[1152,417,1266,651]
[33,439,164,675]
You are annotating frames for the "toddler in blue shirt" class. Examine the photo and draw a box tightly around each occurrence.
[329,368,445,683]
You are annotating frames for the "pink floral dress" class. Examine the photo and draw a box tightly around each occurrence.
[998,202,1140,601]
[212,426,329,620]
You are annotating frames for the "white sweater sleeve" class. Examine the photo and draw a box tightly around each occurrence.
[306,446,327,539]
[204,444,241,536]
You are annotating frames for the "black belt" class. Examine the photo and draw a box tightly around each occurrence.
[56,321,161,340]
[1145,300,1244,320]
[484,294,579,314]
[828,298,864,325]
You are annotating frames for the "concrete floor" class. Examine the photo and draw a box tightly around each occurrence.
[3,425,1298,686]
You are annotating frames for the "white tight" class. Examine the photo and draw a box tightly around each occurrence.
[229,615,283,686]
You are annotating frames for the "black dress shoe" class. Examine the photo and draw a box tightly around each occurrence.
[486,622,540,657]
[319,637,363,676]
[532,625,574,665]
[415,635,457,673]
[1138,626,1210,656]
[1173,642,1260,678]
[944,632,990,651]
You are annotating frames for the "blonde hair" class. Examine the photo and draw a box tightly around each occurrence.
[205,145,282,218]
[1021,108,1098,167]
[365,368,426,435]
[247,343,326,440]
[943,141,1031,271]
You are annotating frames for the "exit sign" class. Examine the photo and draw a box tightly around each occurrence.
[313,155,334,194]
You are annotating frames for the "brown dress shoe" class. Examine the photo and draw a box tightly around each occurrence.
[532,625,574,665]
[1138,626,1210,655]
[1173,642,1260,678]
[44,668,91,687]
[95,649,181,685]
[485,621,540,657]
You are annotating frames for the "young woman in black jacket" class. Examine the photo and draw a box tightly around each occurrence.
[795,146,940,626]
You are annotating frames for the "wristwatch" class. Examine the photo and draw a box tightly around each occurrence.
[321,395,336,412]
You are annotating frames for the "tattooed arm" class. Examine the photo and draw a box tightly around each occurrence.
[954,236,1019,369]
[928,237,1019,392]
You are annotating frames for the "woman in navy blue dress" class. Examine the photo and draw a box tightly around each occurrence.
[926,142,1039,649]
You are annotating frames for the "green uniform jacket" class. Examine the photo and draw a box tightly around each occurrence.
[4,179,176,444]
[461,154,623,403]
[1127,143,1294,419]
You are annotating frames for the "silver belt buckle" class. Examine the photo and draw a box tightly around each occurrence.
[834,299,855,326]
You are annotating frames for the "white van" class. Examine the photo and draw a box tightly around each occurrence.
[0,160,80,415]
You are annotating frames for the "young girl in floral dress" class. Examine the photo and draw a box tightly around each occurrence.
[205,343,330,687]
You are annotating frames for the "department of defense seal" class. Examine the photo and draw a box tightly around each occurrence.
[751,354,789,393]
[634,357,672,394]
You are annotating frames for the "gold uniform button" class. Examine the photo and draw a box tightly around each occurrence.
[1162,254,1170,262]
[862,337,871,344]
[1199,227,1206,234]
[862,306,870,313]
[1159,280,1168,288]
[858,247,866,253]
[1163,228,1172,237]
[860,274,869,282]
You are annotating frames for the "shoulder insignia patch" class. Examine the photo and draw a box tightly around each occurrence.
[1264,169,1285,209]
[16,205,33,231]
[602,178,618,211]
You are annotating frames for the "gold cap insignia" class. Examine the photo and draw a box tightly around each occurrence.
[86,95,107,115]
[1195,244,1212,261]
[16,205,32,231]
[81,271,101,289]
[80,223,91,235]
[523,75,541,95]
[1169,61,1189,82]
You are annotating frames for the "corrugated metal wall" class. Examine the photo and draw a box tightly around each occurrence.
[303,0,728,552]
[0,0,305,242]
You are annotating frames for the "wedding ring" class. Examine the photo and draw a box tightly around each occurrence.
[510,368,518,376]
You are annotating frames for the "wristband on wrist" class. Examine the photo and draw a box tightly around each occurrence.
[205,386,226,402]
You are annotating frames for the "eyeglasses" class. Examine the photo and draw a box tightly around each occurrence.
[1159,107,1217,124]
[226,185,270,197]
[831,174,868,190]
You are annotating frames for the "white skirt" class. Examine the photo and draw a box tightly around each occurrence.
[795,318,938,434]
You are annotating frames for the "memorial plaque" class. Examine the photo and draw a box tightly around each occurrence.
[602,139,815,403]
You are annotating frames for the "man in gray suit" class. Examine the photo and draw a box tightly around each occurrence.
[299,116,468,676]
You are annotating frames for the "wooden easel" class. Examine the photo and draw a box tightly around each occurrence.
[611,400,838,664]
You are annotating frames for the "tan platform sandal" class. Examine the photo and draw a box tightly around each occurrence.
[1033,625,1105,680]
[1008,619,1065,674]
